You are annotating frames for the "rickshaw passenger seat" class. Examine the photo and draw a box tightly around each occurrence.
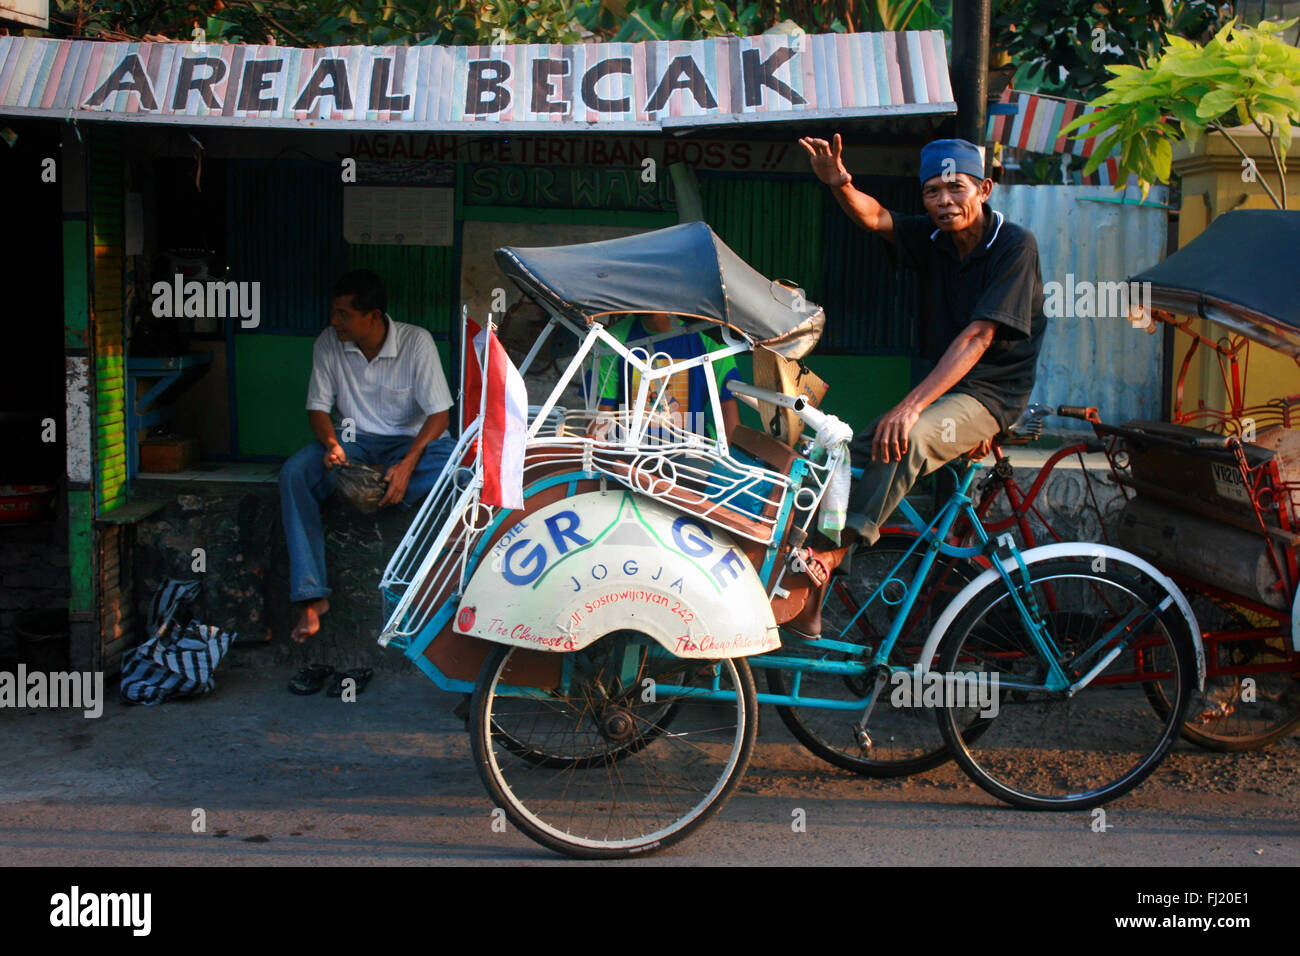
[728,425,798,475]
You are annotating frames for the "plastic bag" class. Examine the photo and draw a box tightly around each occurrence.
[120,578,236,705]
[334,463,388,515]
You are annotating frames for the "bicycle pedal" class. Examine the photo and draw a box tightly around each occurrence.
[854,726,873,752]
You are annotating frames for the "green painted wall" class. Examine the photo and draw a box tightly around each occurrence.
[808,355,912,430]
[234,334,316,458]
[346,244,458,335]
[235,333,453,458]
[66,491,94,613]
[234,330,903,456]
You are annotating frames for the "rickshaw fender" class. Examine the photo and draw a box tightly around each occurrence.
[1291,587,1300,653]
[453,490,780,659]
[917,543,1205,690]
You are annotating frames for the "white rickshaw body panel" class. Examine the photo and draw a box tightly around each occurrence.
[455,490,779,658]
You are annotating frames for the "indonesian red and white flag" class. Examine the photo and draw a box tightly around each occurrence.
[461,318,527,510]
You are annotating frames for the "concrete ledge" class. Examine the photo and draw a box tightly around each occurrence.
[132,475,419,674]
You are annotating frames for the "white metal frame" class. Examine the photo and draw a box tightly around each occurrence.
[378,305,842,646]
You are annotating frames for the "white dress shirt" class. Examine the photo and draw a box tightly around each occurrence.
[305,315,452,438]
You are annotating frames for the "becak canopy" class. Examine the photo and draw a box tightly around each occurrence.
[1131,210,1300,358]
[494,221,825,360]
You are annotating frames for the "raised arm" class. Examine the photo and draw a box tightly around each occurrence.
[799,133,895,241]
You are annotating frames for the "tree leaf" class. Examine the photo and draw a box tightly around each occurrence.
[1195,87,1240,119]
[1151,133,1173,180]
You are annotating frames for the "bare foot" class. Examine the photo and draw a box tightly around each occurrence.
[291,598,329,643]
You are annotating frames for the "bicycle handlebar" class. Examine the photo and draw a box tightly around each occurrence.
[728,380,830,432]
[1192,434,1236,449]
[1056,405,1099,422]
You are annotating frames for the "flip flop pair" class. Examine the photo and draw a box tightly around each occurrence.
[288,664,374,697]
[288,664,334,695]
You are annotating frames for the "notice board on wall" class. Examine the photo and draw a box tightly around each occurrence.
[343,187,454,245]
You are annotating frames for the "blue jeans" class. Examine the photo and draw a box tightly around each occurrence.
[279,429,454,603]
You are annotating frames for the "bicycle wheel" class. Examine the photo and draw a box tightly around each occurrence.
[936,557,1195,810]
[470,633,757,859]
[768,534,982,776]
[490,630,683,769]
[1146,589,1300,751]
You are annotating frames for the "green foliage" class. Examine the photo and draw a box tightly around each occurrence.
[863,0,946,31]
[476,0,589,44]
[575,0,763,41]
[993,0,1227,100]
[1059,18,1300,206]
[47,0,948,44]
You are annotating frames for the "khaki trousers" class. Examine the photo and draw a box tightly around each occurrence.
[845,392,1000,545]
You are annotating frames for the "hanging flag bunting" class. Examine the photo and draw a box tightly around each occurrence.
[987,87,1122,185]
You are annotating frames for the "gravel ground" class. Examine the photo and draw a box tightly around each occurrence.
[0,648,1296,866]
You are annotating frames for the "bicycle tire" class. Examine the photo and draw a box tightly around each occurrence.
[1145,588,1300,751]
[470,636,757,859]
[936,557,1195,810]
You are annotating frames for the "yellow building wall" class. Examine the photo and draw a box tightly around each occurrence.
[1171,131,1300,424]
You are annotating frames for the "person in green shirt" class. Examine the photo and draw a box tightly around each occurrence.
[590,312,740,440]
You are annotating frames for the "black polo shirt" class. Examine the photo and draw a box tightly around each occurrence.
[883,203,1047,432]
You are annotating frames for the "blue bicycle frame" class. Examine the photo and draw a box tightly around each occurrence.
[420,458,1163,712]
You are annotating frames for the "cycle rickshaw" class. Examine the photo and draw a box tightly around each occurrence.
[1059,210,1300,750]
[376,222,1203,858]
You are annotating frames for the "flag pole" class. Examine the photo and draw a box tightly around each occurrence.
[458,303,469,436]
[474,312,491,484]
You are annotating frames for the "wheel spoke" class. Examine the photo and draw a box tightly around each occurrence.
[767,536,979,777]
[470,636,756,858]
[938,560,1192,809]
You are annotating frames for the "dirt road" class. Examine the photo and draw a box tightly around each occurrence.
[1,654,1296,866]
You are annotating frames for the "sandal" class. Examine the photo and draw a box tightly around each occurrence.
[327,667,374,698]
[288,664,335,695]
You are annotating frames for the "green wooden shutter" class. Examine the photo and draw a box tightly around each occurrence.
[91,126,126,514]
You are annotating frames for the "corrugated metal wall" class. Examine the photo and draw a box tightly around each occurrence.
[345,244,458,335]
[224,161,455,336]
[699,174,924,355]
[224,160,349,334]
[818,175,925,354]
[88,127,135,673]
[699,176,825,300]
[994,185,1170,428]
[91,126,126,513]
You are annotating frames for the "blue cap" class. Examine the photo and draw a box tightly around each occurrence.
[919,139,985,185]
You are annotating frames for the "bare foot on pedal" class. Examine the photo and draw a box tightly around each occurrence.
[292,598,330,643]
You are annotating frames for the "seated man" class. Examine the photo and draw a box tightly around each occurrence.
[787,136,1049,638]
[590,311,740,440]
[279,270,454,643]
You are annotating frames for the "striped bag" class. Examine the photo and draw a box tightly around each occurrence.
[119,579,238,706]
